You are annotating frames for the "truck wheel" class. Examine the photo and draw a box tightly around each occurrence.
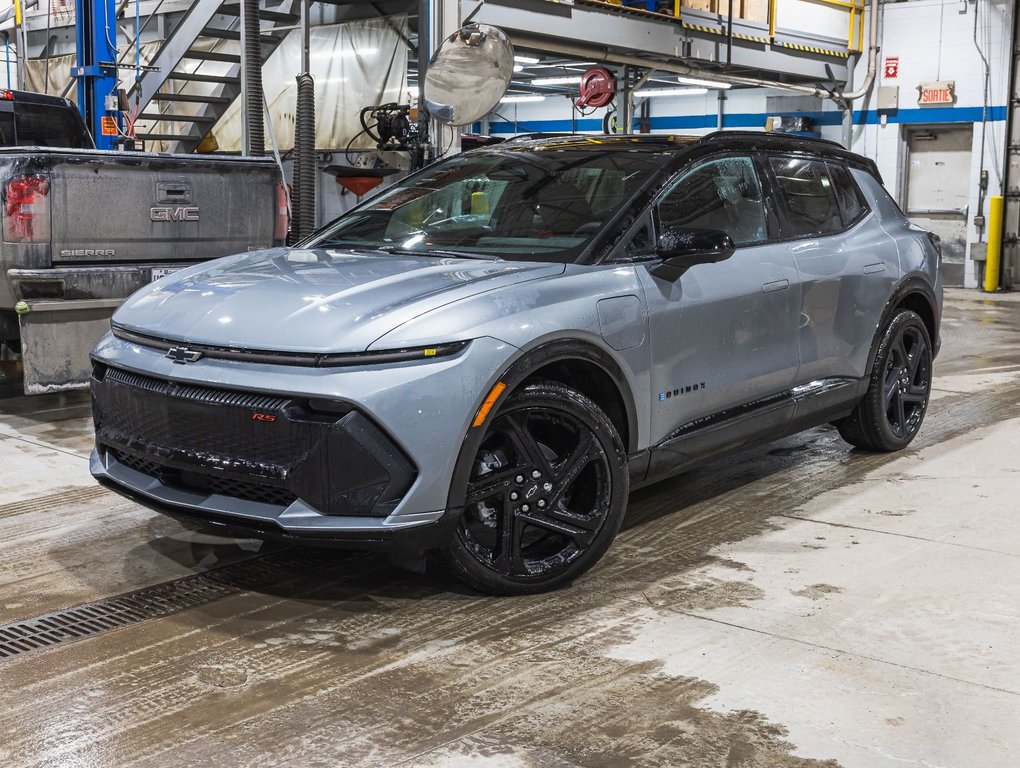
[446,382,628,595]
[837,310,932,452]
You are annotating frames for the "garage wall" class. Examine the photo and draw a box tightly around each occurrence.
[838,0,1012,288]
[487,0,1012,288]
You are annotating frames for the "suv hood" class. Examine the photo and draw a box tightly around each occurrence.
[113,248,564,353]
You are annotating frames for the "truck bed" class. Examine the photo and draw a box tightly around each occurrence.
[0,147,283,393]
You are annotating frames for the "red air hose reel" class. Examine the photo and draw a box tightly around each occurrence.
[575,67,617,110]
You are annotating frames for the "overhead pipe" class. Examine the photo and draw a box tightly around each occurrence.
[512,0,880,105]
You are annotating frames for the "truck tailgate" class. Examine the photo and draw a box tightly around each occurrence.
[48,153,279,264]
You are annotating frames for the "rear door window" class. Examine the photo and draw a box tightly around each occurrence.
[827,162,868,226]
[768,157,842,238]
[655,156,768,246]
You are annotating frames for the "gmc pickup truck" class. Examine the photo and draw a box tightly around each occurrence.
[0,89,286,394]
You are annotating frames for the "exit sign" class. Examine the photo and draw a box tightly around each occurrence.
[917,80,956,106]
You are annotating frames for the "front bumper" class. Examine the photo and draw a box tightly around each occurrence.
[89,332,518,548]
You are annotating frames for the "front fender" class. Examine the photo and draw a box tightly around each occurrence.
[445,335,644,514]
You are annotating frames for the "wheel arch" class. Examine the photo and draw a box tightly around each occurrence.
[865,278,940,377]
[446,337,639,515]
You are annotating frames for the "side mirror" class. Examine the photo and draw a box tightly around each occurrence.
[651,228,736,282]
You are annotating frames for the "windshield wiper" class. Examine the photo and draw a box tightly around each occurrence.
[377,246,499,261]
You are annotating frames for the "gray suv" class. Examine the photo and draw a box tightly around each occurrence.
[90,132,942,595]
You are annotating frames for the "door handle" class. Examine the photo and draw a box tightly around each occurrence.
[762,279,790,293]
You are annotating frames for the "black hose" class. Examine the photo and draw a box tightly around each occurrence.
[242,0,264,155]
[292,72,316,241]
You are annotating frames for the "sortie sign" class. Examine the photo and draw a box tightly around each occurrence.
[917,80,956,106]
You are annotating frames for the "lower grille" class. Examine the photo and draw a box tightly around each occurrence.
[92,364,416,518]
[115,450,161,478]
[112,449,299,508]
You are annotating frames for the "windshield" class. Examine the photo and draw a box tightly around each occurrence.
[306,149,666,263]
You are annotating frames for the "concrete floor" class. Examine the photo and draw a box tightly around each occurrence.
[0,287,1018,767]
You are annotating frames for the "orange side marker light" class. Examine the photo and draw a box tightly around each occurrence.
[472,381,507,428]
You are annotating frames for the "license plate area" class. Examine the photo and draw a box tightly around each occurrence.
[150,267,181,282]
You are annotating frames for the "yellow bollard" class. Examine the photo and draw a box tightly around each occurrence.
[471,191,489,216]
[984,195,1004,292]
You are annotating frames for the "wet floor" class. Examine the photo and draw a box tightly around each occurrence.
[1,287,1018,767]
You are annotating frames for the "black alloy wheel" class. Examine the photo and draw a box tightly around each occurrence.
[446,382,628,595]
[838,309,933,452]
[882,323,930,439]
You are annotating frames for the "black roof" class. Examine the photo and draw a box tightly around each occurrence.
[497,131,880,180]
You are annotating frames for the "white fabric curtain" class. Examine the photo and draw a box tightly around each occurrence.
[24,40,162,103]
[212,15,409,152]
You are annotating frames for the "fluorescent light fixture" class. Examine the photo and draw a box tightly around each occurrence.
[530,75,582,86]
[514,63,525,72]
[514,55,541,64]
[676,75,732,89]
[635,87,709,97]
[500,95,546,103]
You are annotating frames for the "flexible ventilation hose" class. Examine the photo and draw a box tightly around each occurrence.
[293,72,316,241]
[242,0,264,155]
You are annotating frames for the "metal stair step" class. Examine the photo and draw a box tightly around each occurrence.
[154,92,233,104]
[167,72,242,84]
[218,5,299,22]
[199,27,285,41]
[138,112,220,123]
[183,49,242,63]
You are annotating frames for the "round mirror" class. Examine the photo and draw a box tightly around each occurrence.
[423,24,515,126]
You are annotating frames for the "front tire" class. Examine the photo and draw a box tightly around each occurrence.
[445,382,628,595]
[837,309,932,452]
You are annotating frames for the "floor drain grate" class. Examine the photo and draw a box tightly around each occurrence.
[0,550,334,660]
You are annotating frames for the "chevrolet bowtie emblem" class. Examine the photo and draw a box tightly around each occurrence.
[166,347,203,364]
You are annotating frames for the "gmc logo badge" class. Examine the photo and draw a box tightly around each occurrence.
[151,206,200,222]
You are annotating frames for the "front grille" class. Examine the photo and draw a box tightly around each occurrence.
[93,365,415,518]
[105,366,290,412]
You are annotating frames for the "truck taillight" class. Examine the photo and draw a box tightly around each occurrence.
[4,175,50,243]
[275,182,290,241]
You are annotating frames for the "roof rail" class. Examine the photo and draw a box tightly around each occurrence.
[499,132,575,143]
[701,130,847,150]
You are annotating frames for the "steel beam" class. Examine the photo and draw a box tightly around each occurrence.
[462,0,849,85]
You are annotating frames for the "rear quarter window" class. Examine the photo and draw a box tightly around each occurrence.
[827,162,868,225]
[769,156,842,238]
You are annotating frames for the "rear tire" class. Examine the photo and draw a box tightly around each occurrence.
[837,309,932,452]
[445,381,628,595]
